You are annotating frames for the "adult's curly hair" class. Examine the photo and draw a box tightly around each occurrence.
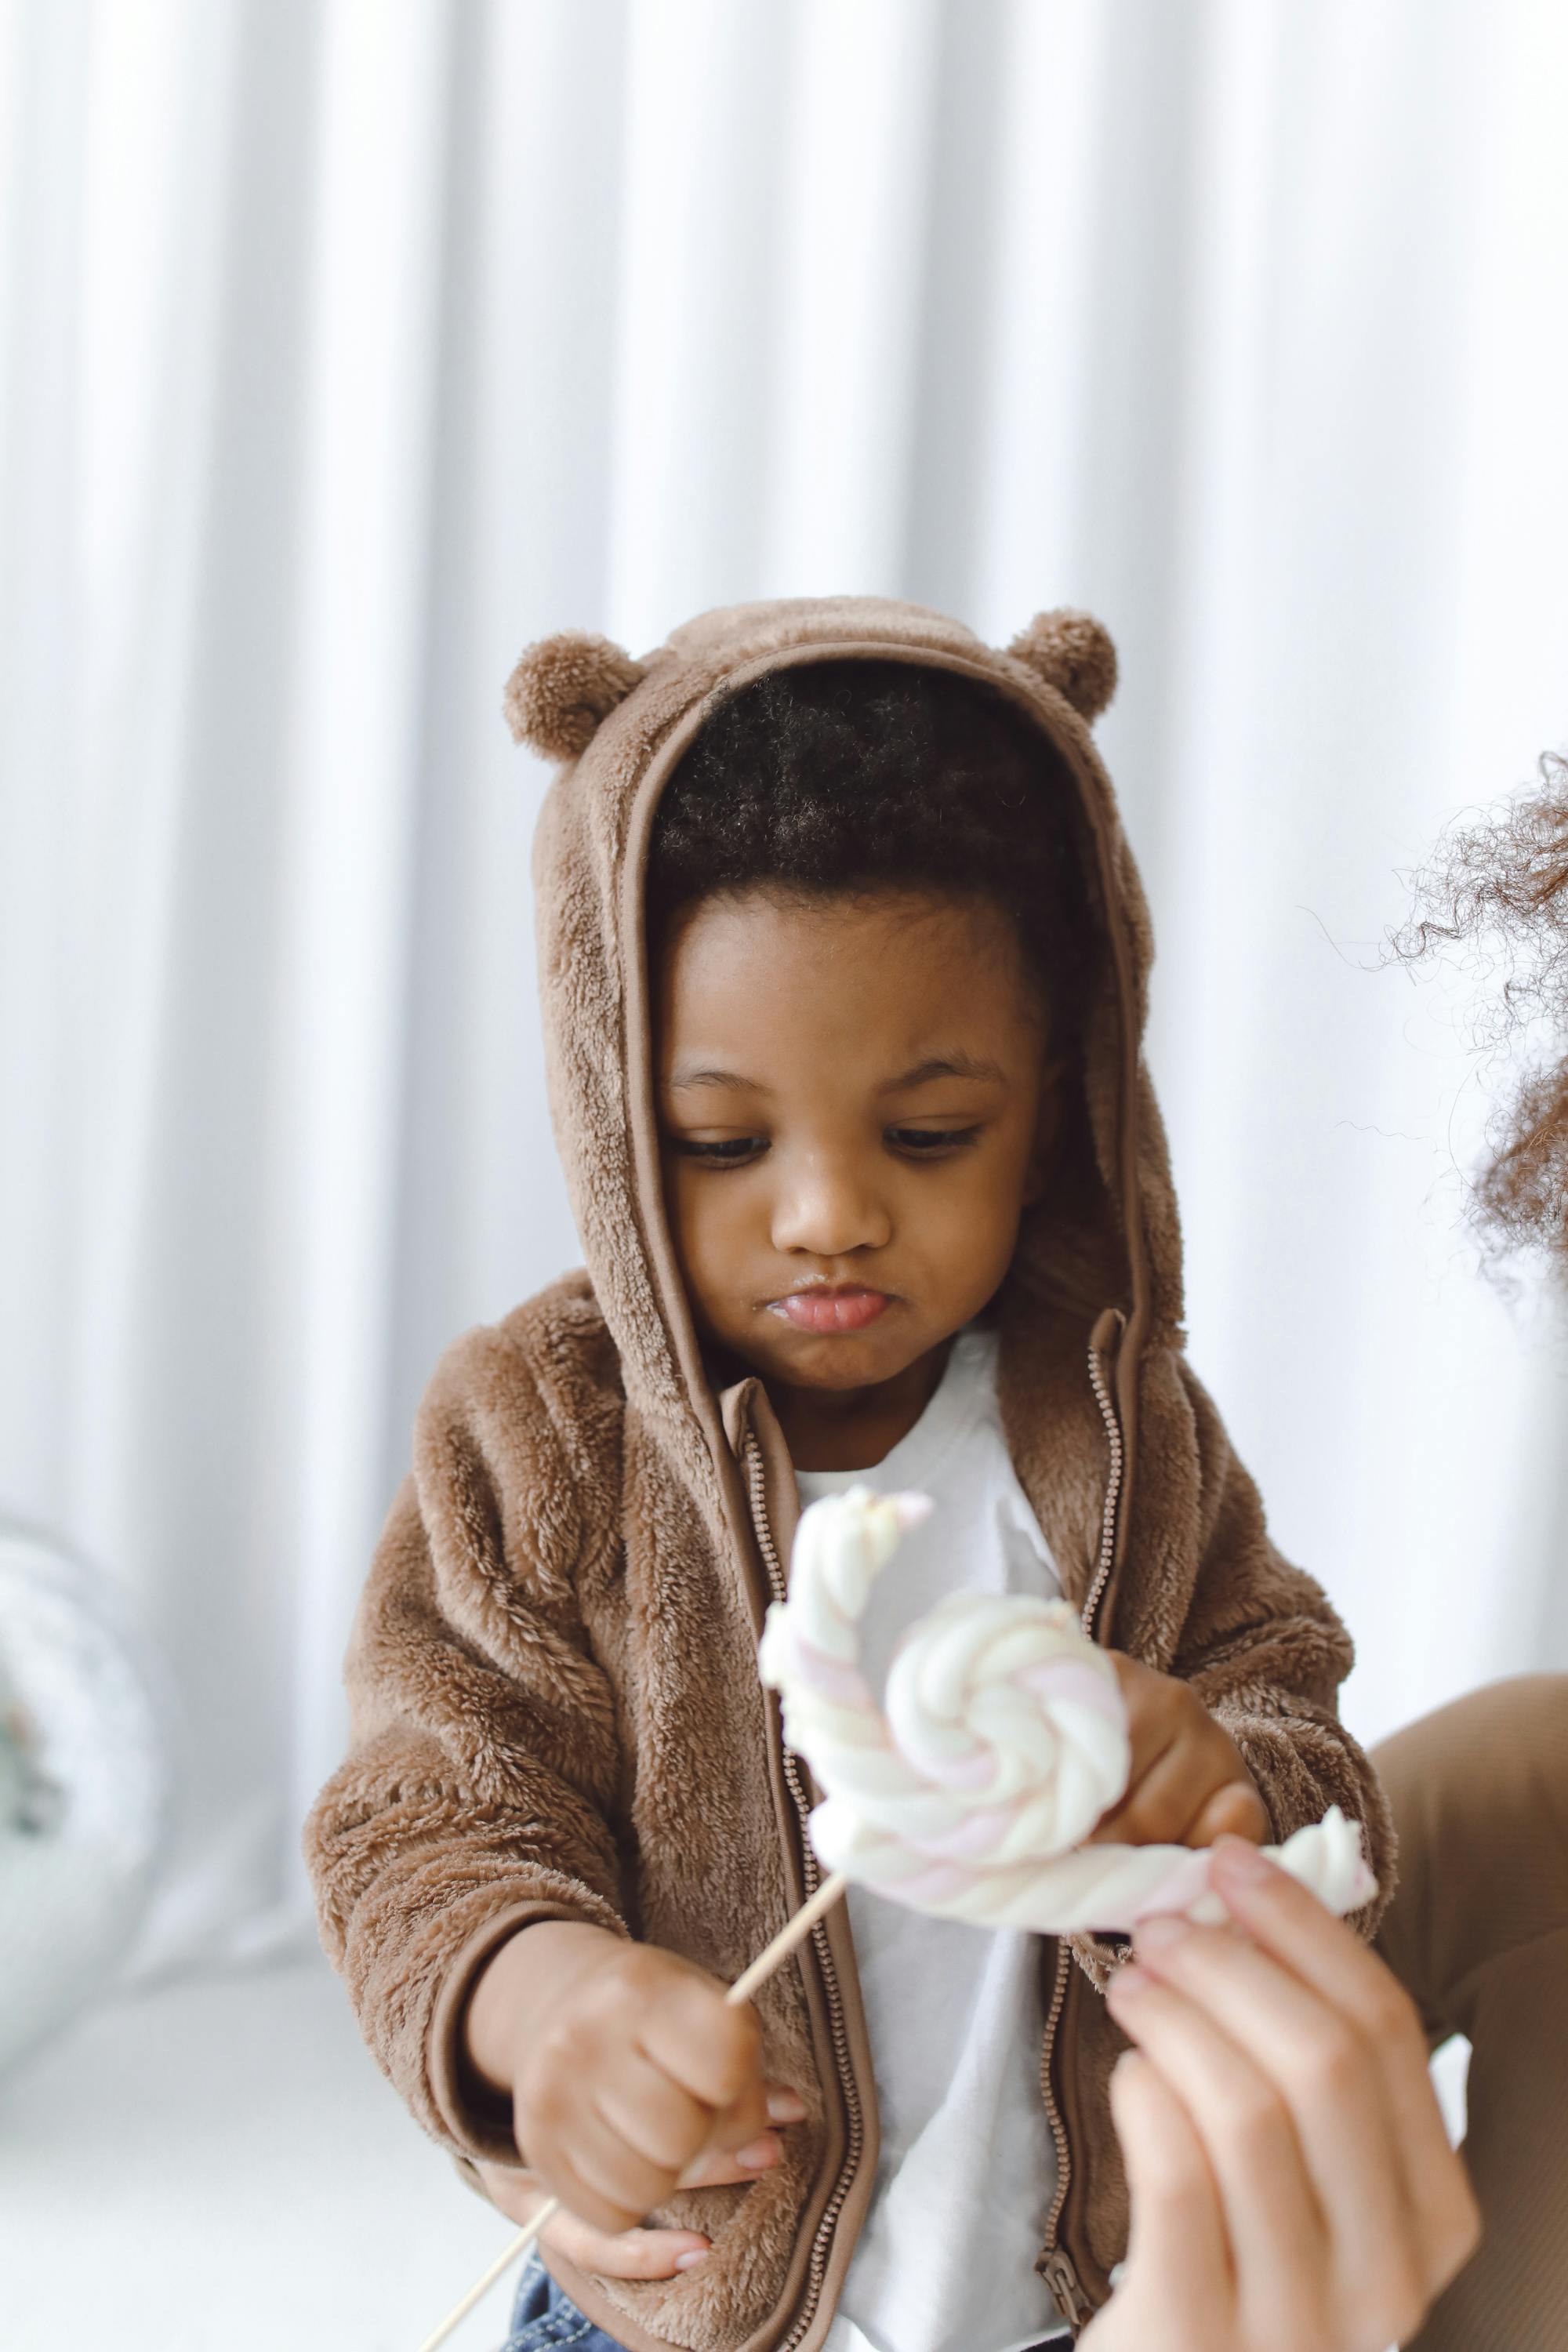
[1396,751,1568,1274]
[647,660,1095,1029]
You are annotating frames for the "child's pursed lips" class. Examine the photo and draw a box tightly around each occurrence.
[768,1286,892,1334]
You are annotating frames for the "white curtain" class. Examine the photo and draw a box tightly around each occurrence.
[4,0,1567,1977]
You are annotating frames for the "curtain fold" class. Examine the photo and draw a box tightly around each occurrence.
[3,0,1566,1974]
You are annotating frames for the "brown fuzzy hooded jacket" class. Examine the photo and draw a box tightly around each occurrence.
[305,594,1395,2350]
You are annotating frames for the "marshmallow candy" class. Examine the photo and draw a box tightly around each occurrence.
[758,1486,1376,1936]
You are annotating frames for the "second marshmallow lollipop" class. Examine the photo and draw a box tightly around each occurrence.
[757,1486,1376,1935]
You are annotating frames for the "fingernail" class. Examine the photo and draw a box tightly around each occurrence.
[1134,1913,1190,1955]
[735,2134,781,2170]
[674,2249,710,2270]
[1213,1836,1270,1884]
[1106,1962,1149,2000]
[767,2088,808,2124]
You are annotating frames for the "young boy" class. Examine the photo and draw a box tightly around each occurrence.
[306,597,1392,2352]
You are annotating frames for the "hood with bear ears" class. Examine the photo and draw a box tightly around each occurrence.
[509,593,1185,1533]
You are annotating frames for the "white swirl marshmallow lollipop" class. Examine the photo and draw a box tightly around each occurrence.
[759,1486,1377,1935]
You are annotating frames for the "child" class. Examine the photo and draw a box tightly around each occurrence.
[306,598,1394,2352]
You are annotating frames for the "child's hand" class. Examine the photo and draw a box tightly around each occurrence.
[1087,1655,1269,1848]
[476,1925,789,2237]
[472,2074,808,2281]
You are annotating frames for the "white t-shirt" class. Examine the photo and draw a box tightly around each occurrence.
[794,1327,1069,2352]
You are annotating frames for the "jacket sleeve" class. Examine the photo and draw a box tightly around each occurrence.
[1166,1363,1397,1933]
[303,1326,629,2162]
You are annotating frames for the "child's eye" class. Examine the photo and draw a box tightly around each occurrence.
[886,1125,982,1157]
[671,1135,768,1167]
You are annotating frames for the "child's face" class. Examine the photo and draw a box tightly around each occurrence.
[655,887,1054,1402]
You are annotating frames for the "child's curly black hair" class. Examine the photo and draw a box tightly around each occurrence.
[647,660,1094,1030]
[1396,752,1568,1277]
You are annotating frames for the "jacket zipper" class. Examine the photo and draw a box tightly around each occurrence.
[1080,1318,1127,1645]
[744,1436,865,2352]
[1036,1941,1086,2324]
[1036,1319,1128,2331]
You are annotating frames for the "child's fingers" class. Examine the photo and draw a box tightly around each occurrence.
[1105,1966,1330,2348]
[1101,2050,1233,2346]
[472,2158,546,2225]
[764,2079,808,2125]
[593,2047,720,2173]
[549,2103,682,2234]
[679,2077,806,2183]
[1207,1842,1480,2293]
[473,2164,713,2279]
[688,2085,778,2178]
[638,1977,767,2120]
[1091,1750,1263,1848]
[533,2139,644,2238]
[582,2045,801,2183]
[1084,1730,1188,1843]
[1187,1780,1269,1847]
[539,2204,710,2282]
[677,2136,784,2189]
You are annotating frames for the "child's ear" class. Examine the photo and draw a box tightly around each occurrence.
[1007,609,1117,725]
[503,630,647,760]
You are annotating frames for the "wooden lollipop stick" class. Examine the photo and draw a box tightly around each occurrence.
[413,1871,851,2352]
[416,2222,548,2352]
[728,1868,848,2002]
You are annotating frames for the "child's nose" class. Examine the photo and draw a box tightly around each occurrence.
[771,1163,892,1258]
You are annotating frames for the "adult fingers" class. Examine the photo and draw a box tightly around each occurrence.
[1207,1841,1479,2294]
[540,2202,710,2281]
[1083,2051,1234,2351]
[1106,1965,1330,2352]
[1129,1911,1423,2349]
[1207,1839,1417,2025]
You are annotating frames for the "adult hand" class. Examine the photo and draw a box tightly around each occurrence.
[1084,1837,1479,2352]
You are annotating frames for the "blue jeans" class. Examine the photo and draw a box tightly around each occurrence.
[503,2261,1073,2351]
[504,2261,627,2350]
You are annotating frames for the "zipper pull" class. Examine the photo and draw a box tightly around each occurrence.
[1088,1305,1126,1361]
[1041,2249,1091,2328]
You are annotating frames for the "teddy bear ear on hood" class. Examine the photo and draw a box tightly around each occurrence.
[503,630,648,761]
[1006,609,1118,725]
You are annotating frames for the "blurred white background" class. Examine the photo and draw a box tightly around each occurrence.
[2,2,1566,2345]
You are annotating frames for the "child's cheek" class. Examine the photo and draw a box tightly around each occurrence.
[670,1170,765,1320]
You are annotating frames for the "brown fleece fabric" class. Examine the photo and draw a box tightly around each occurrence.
[1373,1676,1568,2352]
[305,596,1395,2350]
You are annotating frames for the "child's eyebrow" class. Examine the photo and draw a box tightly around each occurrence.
[667,1065,770,1094]
[881,1053,1008,1091]
[665,1051,1007,1095]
